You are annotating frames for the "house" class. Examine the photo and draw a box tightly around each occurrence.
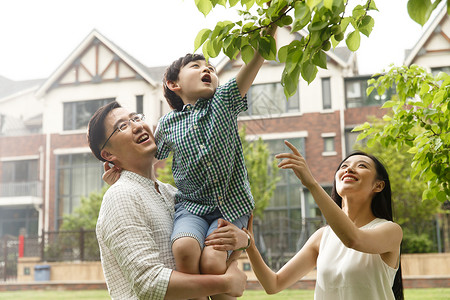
[0,6,448,260]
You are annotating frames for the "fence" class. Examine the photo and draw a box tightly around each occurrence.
[0,235,18,282]
[1,229,99,282]
[0,181,42,197]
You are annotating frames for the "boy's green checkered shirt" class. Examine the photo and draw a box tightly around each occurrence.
[155,78,254,222]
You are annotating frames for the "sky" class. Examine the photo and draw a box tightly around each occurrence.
[0,0,436,81]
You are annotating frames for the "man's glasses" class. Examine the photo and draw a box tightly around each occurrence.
[100,113,145,150]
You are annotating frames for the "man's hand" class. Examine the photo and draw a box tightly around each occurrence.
[204,219,248,251]
[223,260,247,297]
[103,162,122,186]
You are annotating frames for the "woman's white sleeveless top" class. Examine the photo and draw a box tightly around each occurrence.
[315,218,398,300]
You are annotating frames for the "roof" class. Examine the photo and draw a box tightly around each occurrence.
[0,76,45,101]
[146,66,168,83]
[35,29,161,98]
[404,6,449,66]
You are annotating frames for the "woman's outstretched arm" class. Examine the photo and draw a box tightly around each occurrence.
[242,215,322,294]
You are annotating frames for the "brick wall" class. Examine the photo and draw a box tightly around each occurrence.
[239,111,342,184]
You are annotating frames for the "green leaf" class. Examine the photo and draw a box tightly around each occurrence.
[216,0,227,6]
[285,41,303,73]
[292,1,311,32]
[301,60,318,84]
[408,147,418,154]
[312,50,327,69]
[278,45,289,63]
[258,35,277,60]
[422,188,431,200]
[340,17,351,32]
[229,0,239,6]
[208,38,222,58]
[368,0,378,10]
[433,90,445,105]
[241,45,255,64]
[407,0,433,26]
[242,0,256,10]
[366,86,374,96]
[306,0,322,9]
[356,131,369,141]
[195,0,213,16]
[249,31,260,50]
[352,5,365,19]
[352,122,371,131]
[359,15,374,37]
[309,21,328,31]
[324,0,333,10]
[202,40,211,61]
[381,100,396,108]
[295,1,310,20]
[383,115,392,122]
[242,21,255,32]
[282,63,301,98]
[436,190,448,202]
[194,29,212,52]
[435,71,450,82]
[210,22,225,40]
[345,30,361,51]
[224,38,239,59]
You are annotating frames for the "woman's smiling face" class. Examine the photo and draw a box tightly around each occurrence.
[335,155,383,198]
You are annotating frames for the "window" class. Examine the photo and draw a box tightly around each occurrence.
[345,128,366,155]
[297,187,329,248]
[136,95,143,114]
[241,82,299,117]
[63,98,114,130]
[56,153,104,228]
[321,133,336,156]
[323,137,335,152]
[322,77,332,109]
[1,160,39,197]
[0,207,39,236]
[260,138,305,254]
[344,77,392,108]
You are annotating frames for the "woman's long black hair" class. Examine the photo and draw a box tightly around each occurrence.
[331,151,404,300]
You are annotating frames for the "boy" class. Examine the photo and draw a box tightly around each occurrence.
[155,25,276,300]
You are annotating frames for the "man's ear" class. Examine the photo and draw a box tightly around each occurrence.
[101,149,115,164]
[373,180,385,193]
[166,80,180,92]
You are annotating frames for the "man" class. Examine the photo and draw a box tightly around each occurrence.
[87,101,249,299]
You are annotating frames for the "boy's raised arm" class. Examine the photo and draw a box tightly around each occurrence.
[235,24,277,98]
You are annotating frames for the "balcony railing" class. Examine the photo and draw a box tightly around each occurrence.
[0,181,42,197]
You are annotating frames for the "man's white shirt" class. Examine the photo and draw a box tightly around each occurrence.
[96,171,177,299]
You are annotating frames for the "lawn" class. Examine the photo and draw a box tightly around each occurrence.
[0,288,449,299]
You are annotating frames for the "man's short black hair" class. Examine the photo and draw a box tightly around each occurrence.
[87,101,121,162]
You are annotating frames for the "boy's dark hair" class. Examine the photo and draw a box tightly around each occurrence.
[163,53,206,111]
[87,101,122,162]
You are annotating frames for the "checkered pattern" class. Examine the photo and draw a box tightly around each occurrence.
[155,77,254,222]
[96,171,177,299]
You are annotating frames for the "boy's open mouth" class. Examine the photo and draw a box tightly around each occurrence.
[201,74,211,83]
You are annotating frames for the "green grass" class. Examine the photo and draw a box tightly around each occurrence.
[0,288,448,299]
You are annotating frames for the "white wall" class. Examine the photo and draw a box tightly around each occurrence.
[41,79,163,134]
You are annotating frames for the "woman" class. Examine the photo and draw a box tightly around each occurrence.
[221,141,403,299]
